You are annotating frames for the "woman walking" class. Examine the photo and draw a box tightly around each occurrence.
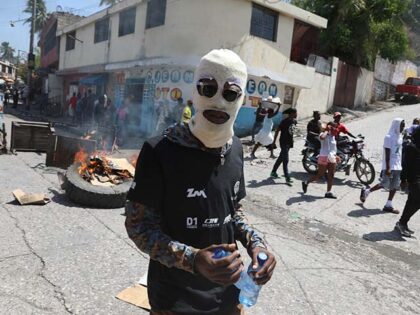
[250,97,281,159]
[302,122,339,199]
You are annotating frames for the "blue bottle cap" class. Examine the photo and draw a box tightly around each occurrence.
[213,248,228,259]
[257,252,268,266]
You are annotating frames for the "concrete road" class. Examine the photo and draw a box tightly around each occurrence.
[0,105,419,314]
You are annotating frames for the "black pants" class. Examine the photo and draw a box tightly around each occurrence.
[400,185,420,225]
[272,144,291,178]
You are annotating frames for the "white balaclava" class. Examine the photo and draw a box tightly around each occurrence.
[189,49,247,148]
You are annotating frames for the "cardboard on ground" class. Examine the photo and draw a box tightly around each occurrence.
[116,284,150,311]
[106,158,135,176]
[12,189,51,205]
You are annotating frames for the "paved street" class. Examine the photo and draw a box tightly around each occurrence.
[1,104,419,314]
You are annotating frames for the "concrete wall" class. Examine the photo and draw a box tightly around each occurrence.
[295,73,331,119]
[294,57,338,119]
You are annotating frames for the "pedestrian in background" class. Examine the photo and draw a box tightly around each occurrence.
[68,92,77,124]
[251,101,268,143]
[302,122,339,198]
[75,93,83,126]
[270,107,297,185]
[181,100,193,125]
[12,88,19,109]
[360,118,405,213]
[251,97,281,159]
[395,126,420,236]
[4,88,10,107]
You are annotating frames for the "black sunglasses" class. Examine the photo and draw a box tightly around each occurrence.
[196,78,243,102]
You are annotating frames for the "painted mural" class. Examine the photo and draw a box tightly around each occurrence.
[116,66,287,137]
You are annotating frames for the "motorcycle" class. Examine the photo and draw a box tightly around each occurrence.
[301,134,376,185]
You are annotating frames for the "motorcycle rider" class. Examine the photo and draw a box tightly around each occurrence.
[333,112,356,139]
[306,111,322,151]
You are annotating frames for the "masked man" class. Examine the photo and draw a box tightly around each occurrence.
[125,49,276,315]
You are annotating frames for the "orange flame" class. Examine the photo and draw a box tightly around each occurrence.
[129,154,138,168]
[74,148,89,174]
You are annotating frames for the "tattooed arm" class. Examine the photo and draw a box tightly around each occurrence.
[125,200,199,274]
[232,203,267,252]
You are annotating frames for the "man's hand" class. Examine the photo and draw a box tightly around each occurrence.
[194,244,243,285]
[385,168,391,177]
[249,247,276,285]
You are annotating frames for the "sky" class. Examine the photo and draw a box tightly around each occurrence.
[0,0,106,54]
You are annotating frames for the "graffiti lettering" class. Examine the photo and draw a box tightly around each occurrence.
[268,84,277,97]
[155,87,162,100]
[162,70,169,83]
[258,81,267,95]
[246,79,256,94]
[146,71,153,83]
[183,70,194,84]
[154,71,161,83]
[171,70,181,83]
[170,88,182,101]
[249,96,262,107]
[161,87,170,99]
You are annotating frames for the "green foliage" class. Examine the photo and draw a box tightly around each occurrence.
[293,0,413,69]
[23,0,48,34]
[0,42,15,61]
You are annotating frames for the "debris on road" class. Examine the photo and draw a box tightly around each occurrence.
[116,284,151,311]
[12,189,51,205]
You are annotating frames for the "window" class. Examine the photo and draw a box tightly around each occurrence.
[146,0,167,29]
[44,21,57,55]
[66,31,76,51]
[94,18,110,43]
[119,7,136,37]
[250,3,278,42]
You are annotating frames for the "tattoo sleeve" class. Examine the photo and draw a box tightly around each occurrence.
[232,203,267,251]
[125,201,199,274]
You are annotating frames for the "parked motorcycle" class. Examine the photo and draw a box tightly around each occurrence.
[301,134,375,185]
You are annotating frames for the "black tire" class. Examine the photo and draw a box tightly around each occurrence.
[64,163,132,208]
[302,150,318,174]
[395,94,401,102]
[355,159,375,185]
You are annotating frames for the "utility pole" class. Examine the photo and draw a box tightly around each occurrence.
[26,0,36,110]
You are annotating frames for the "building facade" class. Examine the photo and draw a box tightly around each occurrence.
[0,60,17,87]
[57,0,330,136]
[38,12,83,99]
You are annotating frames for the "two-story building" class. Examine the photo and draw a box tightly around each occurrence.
[0,60,17,87]
[38,11,83,99]
[57,0,332,136]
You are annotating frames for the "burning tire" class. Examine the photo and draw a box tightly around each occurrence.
[64,163,131,209]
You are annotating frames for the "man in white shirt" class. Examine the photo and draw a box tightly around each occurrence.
[360,118,405,213]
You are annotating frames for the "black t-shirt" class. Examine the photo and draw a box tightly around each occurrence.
[279,118,297,147]
[127,136,246,314]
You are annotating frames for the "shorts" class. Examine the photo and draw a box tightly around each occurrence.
[379,170,401,190]
[318,155,338,166]
[318,156,329,166]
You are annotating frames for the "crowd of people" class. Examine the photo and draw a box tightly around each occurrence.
[250,100,420,237]
[2,86,25,109]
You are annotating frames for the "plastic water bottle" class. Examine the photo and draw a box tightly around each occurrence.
[236,252,268,308]
[212,249,268,308]
[212,248,230,259]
